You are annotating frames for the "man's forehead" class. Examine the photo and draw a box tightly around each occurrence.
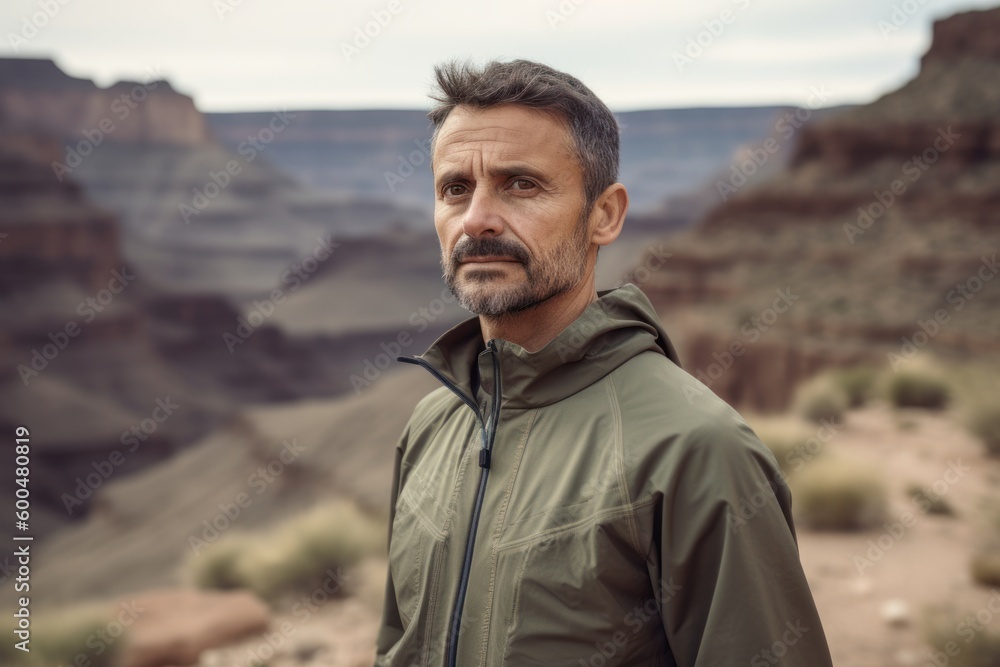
[432,104,576,168]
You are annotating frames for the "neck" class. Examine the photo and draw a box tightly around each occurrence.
[479,274,598,353]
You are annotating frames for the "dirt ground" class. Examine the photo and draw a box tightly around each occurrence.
[796,404,996,667]
[199,404,997,667]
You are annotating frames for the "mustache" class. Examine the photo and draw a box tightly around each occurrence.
[451,237,530,265]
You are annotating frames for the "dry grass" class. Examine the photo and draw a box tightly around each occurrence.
[970,550,1000,587]
[791,456,889,531]
[885,361,951,410]
[748,416,826,475]
[792,375,849,424]
[186,531,256,591]
[831,366,878,408]
[0,601,120,667]
[185,499,385,604]
[925,607,1000,667]
[969,499,1000,587]
[966,403,1000,457]
[906,483,956,516]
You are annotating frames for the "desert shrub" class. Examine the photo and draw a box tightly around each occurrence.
[886,364,951,410]
[240,502,384,600]
[792,376,848,424]
[186,532,255,590]
[971,550,1000,587]
[791,457,888,531]
[906,483,955,516]
[750,417,823,475]
[970,501,1000,587]
[186,500,384,603]
[967,403,1000,456]
[26,603,120,667]
[831,366,878,408]
[926,609,1000,666]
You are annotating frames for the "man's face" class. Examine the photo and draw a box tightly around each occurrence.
[432,104,592,317]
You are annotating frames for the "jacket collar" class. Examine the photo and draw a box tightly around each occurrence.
[408,283,681,409]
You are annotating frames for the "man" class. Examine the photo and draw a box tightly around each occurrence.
[375,59,833,667]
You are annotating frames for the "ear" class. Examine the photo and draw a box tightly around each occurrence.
[589,183,629,247]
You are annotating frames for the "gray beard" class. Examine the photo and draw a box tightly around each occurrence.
[442,215,590,318]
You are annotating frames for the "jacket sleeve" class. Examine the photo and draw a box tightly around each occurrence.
[373,430,407,664]
[653,418,834,667]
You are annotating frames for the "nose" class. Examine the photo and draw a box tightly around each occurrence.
[461,187,505,238]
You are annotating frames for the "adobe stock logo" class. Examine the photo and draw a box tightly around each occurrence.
[51,65,164,181]
[7,0,72,52]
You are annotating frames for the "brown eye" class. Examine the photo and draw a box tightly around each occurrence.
[443,183,467,197]
[510,179,536,191]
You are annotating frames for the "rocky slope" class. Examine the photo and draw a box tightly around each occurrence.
[636,7,1000,411]
[0,130,443,540]
[0,128,228,537]
[27,363,437,604]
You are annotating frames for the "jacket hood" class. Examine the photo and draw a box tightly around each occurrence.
[407,283,681,409]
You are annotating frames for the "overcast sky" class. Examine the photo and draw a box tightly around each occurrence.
[1,0,996,112]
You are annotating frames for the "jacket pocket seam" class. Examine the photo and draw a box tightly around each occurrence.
[398,484,448,541]
[502,496,596,531]
[605,374,645,557]
[501,545,531,663]
[495,497,657,553]
[398,531,418,630]
[420,533,446,667]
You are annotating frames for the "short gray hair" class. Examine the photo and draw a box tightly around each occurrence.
[427,59,620,211]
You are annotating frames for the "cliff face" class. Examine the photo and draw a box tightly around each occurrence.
[0,58,430,296]
[637,7,1000,411]
[0,128,396,539]
[0,130,222,536]
[921,7,1000,63]
[0,140,121,296]
[0,58,211,145]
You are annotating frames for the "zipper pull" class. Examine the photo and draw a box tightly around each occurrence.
[479,448,491,468]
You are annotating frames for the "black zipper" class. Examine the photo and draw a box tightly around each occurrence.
[397,339,502,667]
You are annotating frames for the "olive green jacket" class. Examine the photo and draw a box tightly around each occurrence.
[375,284,832,666]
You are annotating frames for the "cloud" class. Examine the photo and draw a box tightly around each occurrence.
[1,0,995,110]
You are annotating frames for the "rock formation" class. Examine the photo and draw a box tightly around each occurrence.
[0,128,422,539]
[0,58,211,145]
[636,7,1000,411]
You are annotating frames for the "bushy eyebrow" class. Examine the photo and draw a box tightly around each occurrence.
[434,163,550,189]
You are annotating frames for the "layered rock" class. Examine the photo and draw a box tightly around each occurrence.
[636,7,1000,411]
[0,129,404,539]
[0,129,226,536]
[0,58,211,145]
[0,58,428,295]
[206,105,804,214]
[0,139,121,296]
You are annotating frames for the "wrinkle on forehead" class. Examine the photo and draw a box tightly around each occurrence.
[432,105,577,171]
